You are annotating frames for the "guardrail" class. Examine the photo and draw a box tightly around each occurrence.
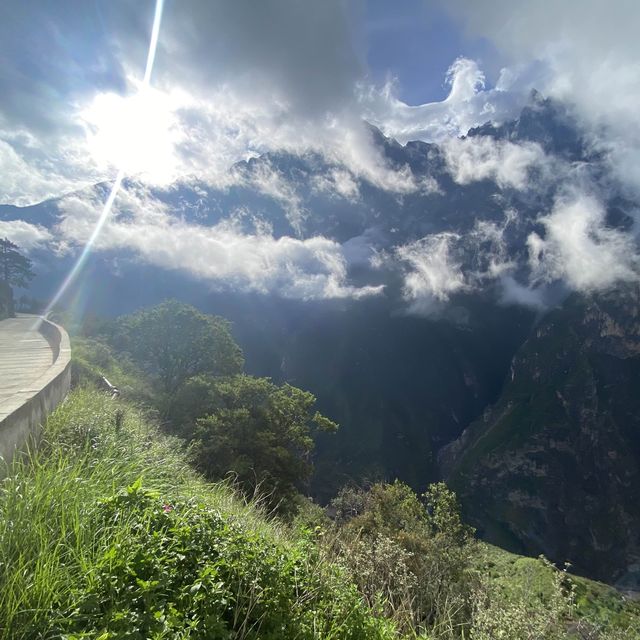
[0,317,71,472]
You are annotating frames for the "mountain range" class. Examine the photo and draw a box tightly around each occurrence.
[2,91,638,587]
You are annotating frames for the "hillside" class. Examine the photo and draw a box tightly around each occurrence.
[2,309,640,638]
[1,385,639,638]
[0,388,394,639]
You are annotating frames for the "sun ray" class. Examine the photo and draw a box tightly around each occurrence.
[41,0,165,322]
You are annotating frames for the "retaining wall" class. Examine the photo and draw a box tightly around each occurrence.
[0,317,71,471]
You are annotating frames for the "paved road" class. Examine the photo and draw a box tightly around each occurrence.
[0,316,54,408]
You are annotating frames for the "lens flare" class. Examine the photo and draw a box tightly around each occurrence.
[41,0,165,320]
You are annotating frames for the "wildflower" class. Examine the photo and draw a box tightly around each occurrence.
[162,503,173,513]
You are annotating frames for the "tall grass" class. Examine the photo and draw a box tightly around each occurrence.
[0,389,196,636]
[0,388,393,639]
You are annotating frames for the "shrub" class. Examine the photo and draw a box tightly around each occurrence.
[331,481,476,638]
[173,374,338,517]
[469,556,574,640]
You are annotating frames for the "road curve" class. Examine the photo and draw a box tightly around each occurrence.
[0,314,71,470]
[0,316,55,408]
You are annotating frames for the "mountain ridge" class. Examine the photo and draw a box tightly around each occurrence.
[2,93,639,585]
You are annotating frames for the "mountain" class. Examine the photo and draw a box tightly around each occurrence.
[2,93,639,584]
[441,287,640,586]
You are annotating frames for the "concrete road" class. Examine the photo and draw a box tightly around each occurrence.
[0,316,54,408]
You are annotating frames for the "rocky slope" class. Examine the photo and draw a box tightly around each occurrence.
[441,287,640,586]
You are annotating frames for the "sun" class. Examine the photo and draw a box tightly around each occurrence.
[81,84,180,183]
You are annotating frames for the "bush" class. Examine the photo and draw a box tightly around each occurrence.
[63,482,393,639]
[331,481,476,638]
[470,556,573,640]
[183,375,337,517]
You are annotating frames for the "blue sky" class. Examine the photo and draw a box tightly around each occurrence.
[361,0,499,104]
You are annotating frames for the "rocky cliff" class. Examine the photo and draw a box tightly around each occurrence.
[441,287,640,586]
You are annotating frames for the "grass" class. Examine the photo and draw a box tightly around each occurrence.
[70,337,154,402]
[0,388,395,640]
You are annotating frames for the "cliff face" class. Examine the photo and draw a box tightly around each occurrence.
[0,281,13,319]
[441,287,640,586]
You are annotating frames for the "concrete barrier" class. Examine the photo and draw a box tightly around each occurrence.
[0,317,71,471]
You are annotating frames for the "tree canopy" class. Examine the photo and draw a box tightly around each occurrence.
[114,300,244,397]
[0,238,35,288]
[96,300,339,516]
[174,374,338,516]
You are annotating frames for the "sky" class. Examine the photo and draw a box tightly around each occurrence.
[1,0,638,203]
[1,0,639,309]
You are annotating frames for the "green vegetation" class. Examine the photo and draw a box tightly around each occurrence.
[57,301,334,516]
[172,374,337,516]
[71,336,153,402]
[1,387,639,638]
[0,237,36,319]
[0,280,11,320]
[0,389,392,639]
[0,237,34,290]
[444,293,640,584]
[76,301,340,516]
[1,299,638,638]
[329,481,475,637]
[476,544,640,636]
[112,300,244,399]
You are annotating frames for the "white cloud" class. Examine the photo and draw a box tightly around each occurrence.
[528,192,638,291]
[393,188,640,311]
[465,214,549,308]
[0,4,540,210]
[1,0,638,315]
[0,0,420,205]
[55,185,383,301]
[312,168,360,202]
[0,219,52,251]
[498,276,546,309]
[235,160,307,234]
[440,0,640,196]
[359,58,525,144]
[466,215,517,279]
[0,136,100,206]
[442,136,546,190]
[396,233,467,314]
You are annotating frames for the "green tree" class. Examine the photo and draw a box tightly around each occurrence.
[115,300,244,398]
[0,238,35,288]
[180,374,337,516]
